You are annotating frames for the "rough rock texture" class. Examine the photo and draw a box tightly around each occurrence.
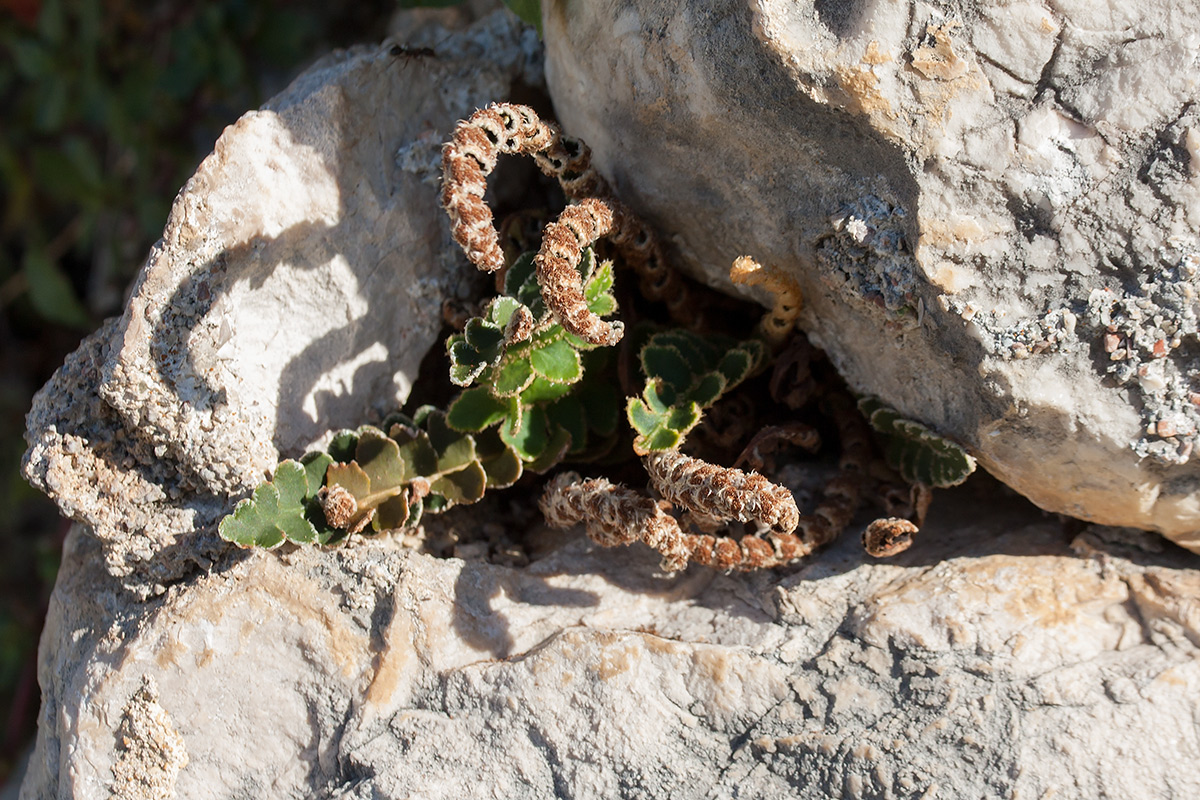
[110,678,188,800]
[541,0,1200,550]
[20,5,1200,799]
[20,487,1200,800]
[21,12,541,592]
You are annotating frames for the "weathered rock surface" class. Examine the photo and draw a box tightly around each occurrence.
[21,11,541,592]
[542,0,1200,549]
[21,487,1200,800]
[20,5,1200,799]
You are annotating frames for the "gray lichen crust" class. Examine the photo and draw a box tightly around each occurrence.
[542,0,1200,550]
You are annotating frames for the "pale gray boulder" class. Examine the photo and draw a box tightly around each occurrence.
[541,0,1200,550]
[21,11,541,592]
[20,494,1200,800]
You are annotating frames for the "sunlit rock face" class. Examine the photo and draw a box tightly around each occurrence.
[21,12,542,591]
[542,0,1200,550]
[22,504,1200,799]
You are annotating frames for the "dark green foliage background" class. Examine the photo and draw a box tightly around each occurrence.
[0,0,402,782]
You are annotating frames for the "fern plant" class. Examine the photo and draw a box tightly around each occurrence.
[219,247,624,548]
[219,101,976,567]
[218,455,335,548]
[627,330,768,454]
[444,248,624,470]
[857,396,977,488]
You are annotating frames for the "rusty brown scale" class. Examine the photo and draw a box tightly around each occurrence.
[318,485,373,535]
[441,103,555,273]
[540,472,691,571]
[862,517,919,558]
[790,391,871,549]
[535,198,625,345]
[682,528,813,571]
[643,449,800,534]
[733,422,822,473]
[540,471,815,572]
[729,256,804,348]
[442,102,695,328]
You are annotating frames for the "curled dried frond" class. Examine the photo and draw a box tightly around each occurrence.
[442,103,556,272]
[730,256,803,346]
[534,132,610,200]
[503,303,535,344]
[535,199,625,345]
[733,422,822,472]
[443,102,694,327]
[643,449,800,534]
[769,335,819,410]
[827,391,873,475]
[317,484,357,529]
[683,528,813,571]
[879,481,933,528]
[797,473,860,549]
[606,201,691,323]
[863,517,919,558]
[540,472,690,571]
[540,470,815,572]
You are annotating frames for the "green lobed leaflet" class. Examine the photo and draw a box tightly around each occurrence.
[626,329,768,455]
[857,396,977,488]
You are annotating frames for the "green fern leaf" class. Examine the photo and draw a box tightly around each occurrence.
[219,460,319,548]
[858,396,977,488]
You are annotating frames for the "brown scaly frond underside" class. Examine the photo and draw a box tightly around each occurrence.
[535,198,624,345]
[539,472,692,571]
[729,256,804,347]
[441,103,694,327]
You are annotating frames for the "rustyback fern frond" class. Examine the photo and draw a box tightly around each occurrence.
[442,102,694,328]
[223,100,951,573]
[643,449,800,534]
[729,256,803,347]
[540,471,692,571]
[626,329,768,454]
[857,396,976,488]
[218,456,334,548]
[446,247,621,469]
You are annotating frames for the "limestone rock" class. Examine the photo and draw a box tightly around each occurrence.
[541,0,1200,549]
[20,488,1200,799]
[21,12,542,591]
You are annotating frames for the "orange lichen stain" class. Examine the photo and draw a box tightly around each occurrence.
[690,647,733,686]
[154,636,187,669]
[986,557,1120,630]
[905,19,984,148]
[595,644,634,680]
[929,261,975,294]
[863,40,892,65]
[640,631,683,656]
[195,646,215,669]
[1154,666,1189,688]
[364,607,414,706]
[835,65,893,117]
[911,21,969,81]
[247,555,370,680]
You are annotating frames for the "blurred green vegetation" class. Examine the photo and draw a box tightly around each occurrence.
[0,0,398,781]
